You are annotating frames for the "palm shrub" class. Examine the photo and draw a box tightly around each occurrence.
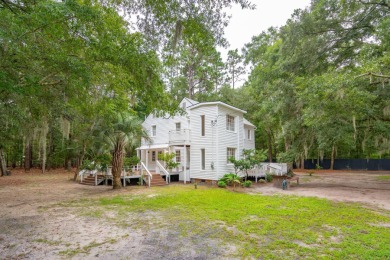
[265,173,273,182]
[242,180,252,187]
[95,113,148,189]
[220,173,242,190]
[217,180,227,188]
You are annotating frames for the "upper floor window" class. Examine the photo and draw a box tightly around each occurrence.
[151,125,156,136]
[175,150,181,162]
[176,122,181,131]
[227,148,236,163]
[201,149,205,170]
[201,115,205,136]
[226,115,235,132]
[247,129,251,140]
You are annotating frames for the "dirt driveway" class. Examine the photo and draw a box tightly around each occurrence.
[252,170,390,211]
[0,168,389,259]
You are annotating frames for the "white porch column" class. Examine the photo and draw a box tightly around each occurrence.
[146,149,149,170]
[183,146,187,184]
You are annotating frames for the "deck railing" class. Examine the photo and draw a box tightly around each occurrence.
[141,162,152,187]
[156,160,170,184]
[79,169,98,183]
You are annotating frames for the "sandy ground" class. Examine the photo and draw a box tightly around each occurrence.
[252,170,390,211]
[0,168,389,259]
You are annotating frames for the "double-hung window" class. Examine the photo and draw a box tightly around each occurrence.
[175,150,181,162]
[151,125,156,136]
[201,115,205,136]
[176,122,181,131]
[226,115,235,132]
[227,148,236,163]
[201,149,205,170]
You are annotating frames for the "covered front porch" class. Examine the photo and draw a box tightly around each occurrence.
[137,144,191,183]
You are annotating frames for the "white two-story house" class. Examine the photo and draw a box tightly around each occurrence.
[136,98,255,182]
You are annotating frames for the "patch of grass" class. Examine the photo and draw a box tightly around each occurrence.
[377,175,390,181]
[80,209,104,218]
[58,239,117,257]
[33,238,62,246]
[69,185,390,259]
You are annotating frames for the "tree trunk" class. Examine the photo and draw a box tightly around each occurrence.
[330,144,335,170]
[66,159,72,171]
[300,156,305,169]
[111,142,124,189]
[188,64,194,99]
[267,129,273,162]
[232,69,235,89]
[73,143,86,181]
[284,139,290,152]
[24,135,32,171]
[0,148,7,176]
[47,125,53,170]
[317,150,320,168]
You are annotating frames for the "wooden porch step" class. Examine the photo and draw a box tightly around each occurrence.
[149,174,167,186]
[80,175,104,186]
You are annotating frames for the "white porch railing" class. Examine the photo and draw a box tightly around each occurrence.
[141,162,152,187]
[169,129,191,144]
[156,160,170,184]
[266,164,283,175]
[244,164,268,183]
[79,169,98,183]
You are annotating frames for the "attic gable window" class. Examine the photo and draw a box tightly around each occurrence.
[176,122,181,131]
[182,102,186,109]
[226,115,235,132]
[151,125,156,136]
[247,129,251,140]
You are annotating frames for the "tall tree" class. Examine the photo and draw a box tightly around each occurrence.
[96,113,147,189]
[226,49,246,89]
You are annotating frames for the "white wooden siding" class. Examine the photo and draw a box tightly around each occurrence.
[216,105,245,179]
[141,112,190,146]
[189,104,218,180]
[243,125,255,150]
[138,98,256,181]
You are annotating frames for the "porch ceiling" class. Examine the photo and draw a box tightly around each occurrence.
[137,144,169,150]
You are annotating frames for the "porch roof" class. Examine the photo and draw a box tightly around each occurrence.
[137,144,169,150]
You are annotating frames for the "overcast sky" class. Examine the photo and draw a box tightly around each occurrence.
[220,0,311,86]
[222,0,311,56]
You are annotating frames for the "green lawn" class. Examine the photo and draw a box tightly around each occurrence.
[76,185,389,259]
[377,175,390,181]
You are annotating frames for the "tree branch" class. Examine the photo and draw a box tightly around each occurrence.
[356,72,390,79]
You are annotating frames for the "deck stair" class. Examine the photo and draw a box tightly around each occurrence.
[149,173,167,186]
[80,174,105,186]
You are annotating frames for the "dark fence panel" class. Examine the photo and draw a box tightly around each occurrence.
[299,159,390,171]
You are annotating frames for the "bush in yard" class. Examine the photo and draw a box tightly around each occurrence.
[258,179,266,183]
[220,173,241,190]
[265,173,273,182]
[219,173,235,184]
[242,180,252,187]
[217,180,227,188]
